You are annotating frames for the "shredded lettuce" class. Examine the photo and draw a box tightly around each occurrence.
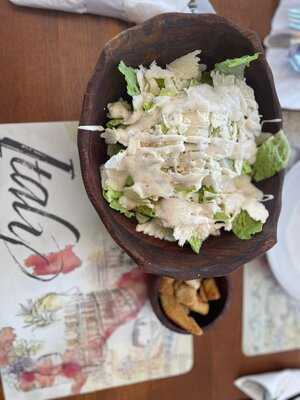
[135,205,155,218]
[188,236,202,254]
[143,102,154,111]
[175,185,196,194]
[214,211,229,222]
[125,175,134,186]
[232,210,263,240]
[159,123,168,134]
[242,160,253,176]
[103,188,134,218]
[160,88,176,96]
[214,53,259,79]
[106,118,123,129]
[136,213,150,224]
[198,186,216,203]
[156,78,165,89]
[253,130,290,182]
[118,61,140,97]
[189,78,201,87]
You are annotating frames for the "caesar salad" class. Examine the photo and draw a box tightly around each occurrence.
[98,51,290,253]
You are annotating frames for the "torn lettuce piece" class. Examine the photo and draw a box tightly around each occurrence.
[214,211,229,222]
[156,78,165,89]
[107,143,125,157]
[242,160,253,176]
[253,130,290,182]
[143,102,154,111]
[198,186,216,203]
[188,236,202,254]
[103,187,122,203]
[158,123,168,134]
[125,175,134,187]
[175,185,196,194]
[232,210,263,240]
[106,118,123,129]
[103,188,134,218]
[188,78,201,87]
[118,61,140,96]
[135,205,155,218]
[136,213,151,224]
[159,88,176,96]
[214,53,259,79]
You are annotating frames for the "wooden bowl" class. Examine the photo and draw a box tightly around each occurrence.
[148,276,230,335]
[78,13,283,279]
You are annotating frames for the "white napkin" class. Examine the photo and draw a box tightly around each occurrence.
[9,0,215,23]
[235,369,300,400]
[265,0,300,110]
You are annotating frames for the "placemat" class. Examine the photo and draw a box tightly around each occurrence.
[243,257,300,356]
[243,110,300,356]
[0,122,193,400]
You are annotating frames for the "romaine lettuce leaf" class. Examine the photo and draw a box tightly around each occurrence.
[198,186,216,203]
[106,118,123,129]
[214,211,229,222]
[143,102,154,111]
[103,188,134,218]
[232,210,263,240]
[118,61,140,97]
[188,236,202,254]
[156,78,165,89]
[253,130,290,182]
[214,53,259,79]
[125,175,134,186]
[135,205,155,218]
[242,160,253,176]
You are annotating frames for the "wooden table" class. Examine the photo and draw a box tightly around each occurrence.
[1,0,300,399]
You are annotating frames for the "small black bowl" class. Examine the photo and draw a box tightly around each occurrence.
[149,275,230,335]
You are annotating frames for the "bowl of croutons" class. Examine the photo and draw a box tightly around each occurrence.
[149,275,229,335]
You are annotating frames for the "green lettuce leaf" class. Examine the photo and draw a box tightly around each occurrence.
[107,143,125,157]
[106,118,123,129]
[214,211,229,222]
[159,123,168,134]
[125,175,134,186]
[143,102,154,111]
[253,130,290,182]
[135,205,155,218]
[198,186,216,203]
[232,210,263,240]
[135,213,150,224]
[188,236,202,254]
[242,160,253,176]
[103,188,134,218]
[175,185,196,194]
[189,78,201,87]
[156,78,165,89]
[214,53,259,79]
[159,88,176,96]
[118,61,140,97]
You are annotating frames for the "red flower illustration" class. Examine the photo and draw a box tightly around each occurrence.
[18,371,36,392]
[24,245,82,276]
[0,327,16,367]
[62,350,87,394]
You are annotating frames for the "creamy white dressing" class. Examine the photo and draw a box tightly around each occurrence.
[100,51,269,247]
